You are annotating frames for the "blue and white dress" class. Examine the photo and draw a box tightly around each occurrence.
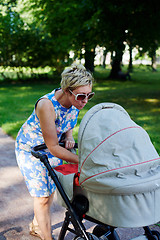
[15,89,79,197]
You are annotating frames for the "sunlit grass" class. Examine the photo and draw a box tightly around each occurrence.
[0,66,57,82]
[0,65,160,154]
[2,121,24,138]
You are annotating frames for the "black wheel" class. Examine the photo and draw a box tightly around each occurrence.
[92,224,109,237]
[150,230,160,240]
[92,224,120,240]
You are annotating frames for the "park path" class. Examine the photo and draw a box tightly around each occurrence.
[0,127,159,240]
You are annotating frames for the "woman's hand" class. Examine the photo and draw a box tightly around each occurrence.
[64,129,76,149]
[65,136,75,149]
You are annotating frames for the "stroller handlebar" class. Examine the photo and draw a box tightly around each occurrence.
[31,142,78,160]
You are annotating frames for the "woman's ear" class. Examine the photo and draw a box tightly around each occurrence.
[64,89,71,96]
[63,89,68,95]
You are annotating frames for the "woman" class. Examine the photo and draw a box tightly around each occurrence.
[15,63,94,240]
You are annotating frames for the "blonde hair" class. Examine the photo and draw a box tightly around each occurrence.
[60,63,94,91]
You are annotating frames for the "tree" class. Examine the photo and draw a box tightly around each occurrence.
[125,0,160,71]
[24,0,99,72]
[93,0,160,77]
[2,0,160,76]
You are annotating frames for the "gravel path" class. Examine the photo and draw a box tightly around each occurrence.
[0,128,160,240]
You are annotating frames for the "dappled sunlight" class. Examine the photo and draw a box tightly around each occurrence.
[17,86,33,90]
[144,98,160,103]
[28,103,35,108]
[94,86,116,91]
[0,166,34,227]
[136,115,152,121]
[0,166,23,189]
[2,121,24,139]
[130,97,160,105]
[151,108,160,113]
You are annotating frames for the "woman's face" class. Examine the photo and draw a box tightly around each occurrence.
[68,85,93,110]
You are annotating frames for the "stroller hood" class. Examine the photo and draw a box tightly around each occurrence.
[78,103,160,195]
[56,103,160,227]
[77,103,160,227]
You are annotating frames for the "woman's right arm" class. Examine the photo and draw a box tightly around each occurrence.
[35,99,78,163]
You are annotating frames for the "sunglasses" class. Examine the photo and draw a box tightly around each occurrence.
[69,89,95,101]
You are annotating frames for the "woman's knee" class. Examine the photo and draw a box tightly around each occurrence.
[34,196,50,207]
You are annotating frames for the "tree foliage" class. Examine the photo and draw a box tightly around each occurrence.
[1,0,160,74]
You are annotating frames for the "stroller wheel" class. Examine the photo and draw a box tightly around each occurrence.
[72,194,89,216]
[150,230,160,240]
[92,224,120,240]
[92,225,110,237]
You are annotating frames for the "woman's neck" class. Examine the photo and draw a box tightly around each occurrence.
[55,89,71,108]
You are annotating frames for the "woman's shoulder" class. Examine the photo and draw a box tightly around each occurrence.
[35,89,57,109]
[41,89,60,106]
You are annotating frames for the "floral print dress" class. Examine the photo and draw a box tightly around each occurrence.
[15,88,79,197]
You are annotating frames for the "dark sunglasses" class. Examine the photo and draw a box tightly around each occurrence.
[69,89,95,101]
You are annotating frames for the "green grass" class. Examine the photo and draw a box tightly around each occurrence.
[0,65,160,154]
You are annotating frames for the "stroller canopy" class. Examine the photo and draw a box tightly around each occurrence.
[78,103,160,194]
[56,103,160,227]
[77,103,160,227]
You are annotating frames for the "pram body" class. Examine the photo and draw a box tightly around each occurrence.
[32,103,160,240]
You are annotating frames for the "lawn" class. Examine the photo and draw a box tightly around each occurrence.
[0,65,160,154]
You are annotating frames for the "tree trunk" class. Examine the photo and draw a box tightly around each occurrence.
[84,48,95,72]
[108,47,130,81]
[109,59,121,79]
[110,51,114,65]
[102,49,107,68]
[149,44,157,72]
[151,52,157,72]
[128,44,133,72]
[108,49,123,79]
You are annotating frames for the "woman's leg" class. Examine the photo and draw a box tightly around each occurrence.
[16,150,57,239]
[33,192,55,240]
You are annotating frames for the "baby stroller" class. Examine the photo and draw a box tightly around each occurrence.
[31,103,160,240]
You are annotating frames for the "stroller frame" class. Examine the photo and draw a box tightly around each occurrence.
[31,144,160,240]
